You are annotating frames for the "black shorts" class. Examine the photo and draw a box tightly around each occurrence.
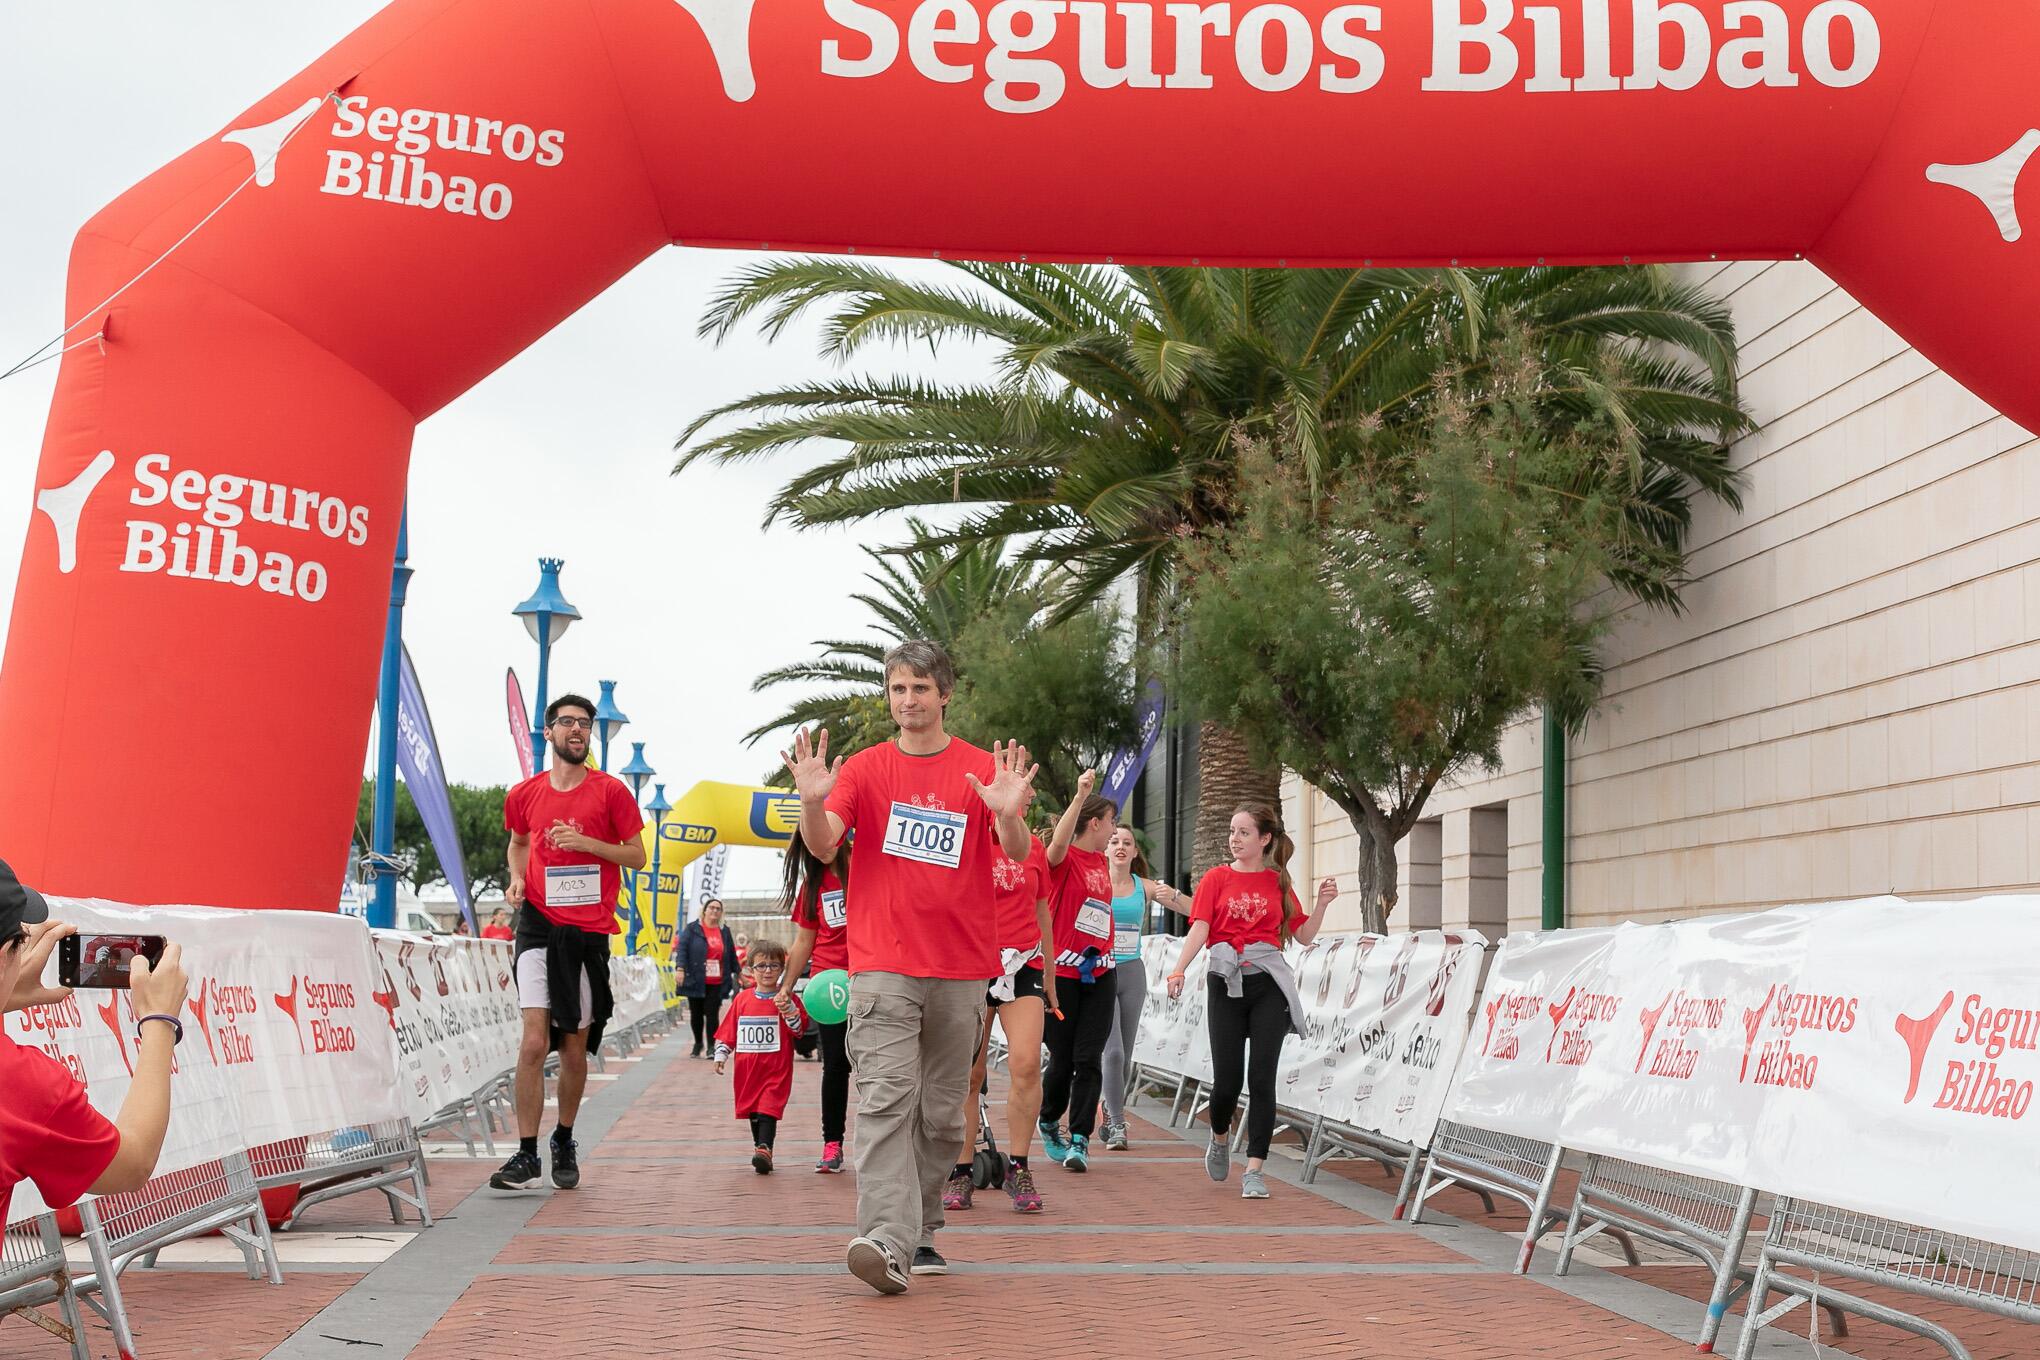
[988,964,1046,1009]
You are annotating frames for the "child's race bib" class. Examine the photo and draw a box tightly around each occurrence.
[821,889,847,930]
[736,1015,780,1053]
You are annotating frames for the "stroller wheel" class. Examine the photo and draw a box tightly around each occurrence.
[972,1147,1007,1190]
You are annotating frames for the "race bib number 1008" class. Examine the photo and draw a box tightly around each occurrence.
[736,1016,780,1053]
[882,802,968,869]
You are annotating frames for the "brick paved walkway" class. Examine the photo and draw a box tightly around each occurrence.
[28,1024,2039,1358]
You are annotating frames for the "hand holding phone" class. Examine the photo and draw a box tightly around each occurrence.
[58,933,169,991]
[128,943,189,1021]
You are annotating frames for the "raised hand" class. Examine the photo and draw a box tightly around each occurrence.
[1315,876,1339,913]
[1075,767,1096,800]
[780,727,842,804]
[964,740,1038,818]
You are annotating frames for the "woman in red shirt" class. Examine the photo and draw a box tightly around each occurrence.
[1035,770,1121,1174]
[780,834,853,1173]
[1167,805,1338,1200]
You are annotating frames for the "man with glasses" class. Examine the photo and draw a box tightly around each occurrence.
[491,693,647,1192]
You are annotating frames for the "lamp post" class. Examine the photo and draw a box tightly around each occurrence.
[641,782,673,957]
[370,509,413,931]
[512,557,580,766]
[593,679,629,773]
[618,743,655,940]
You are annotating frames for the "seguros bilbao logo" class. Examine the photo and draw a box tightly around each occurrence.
[1896,990,2036,1120]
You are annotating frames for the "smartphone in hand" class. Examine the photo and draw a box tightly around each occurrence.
[58,934,167,990]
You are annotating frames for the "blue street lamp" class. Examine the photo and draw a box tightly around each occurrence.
[593,679,630,773]
[512,557,580,766]
[618,743,655,933]
[639,782,673,956]
[370,508,413,931]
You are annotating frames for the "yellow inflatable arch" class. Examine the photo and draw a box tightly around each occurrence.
[612,782,799,965]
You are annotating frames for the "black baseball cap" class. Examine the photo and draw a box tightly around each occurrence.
[0,859,50,939]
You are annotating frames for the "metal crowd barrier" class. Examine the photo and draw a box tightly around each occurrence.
[1300,1117,1427,1215]
[72,1150,281,1359]
[3,1215,88,1360]
[1551,1154,1843,1352]
[1410,1120,1638,1274]
[248,1119,431,1232]
[1734,1197,2040,1360]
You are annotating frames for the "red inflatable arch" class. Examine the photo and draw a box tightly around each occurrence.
[4,0,2033,908]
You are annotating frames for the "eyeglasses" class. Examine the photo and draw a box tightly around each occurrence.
[549,716,594,730]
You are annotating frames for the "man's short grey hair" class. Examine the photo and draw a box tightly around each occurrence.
[883,639,957,695]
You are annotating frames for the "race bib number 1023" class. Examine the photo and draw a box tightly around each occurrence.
[882,802,968,869]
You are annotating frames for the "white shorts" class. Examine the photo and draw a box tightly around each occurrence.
[515,949,595,1029]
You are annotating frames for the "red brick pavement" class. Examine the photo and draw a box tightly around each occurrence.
[406,1052,1751,1360]
[58,1270,362,1359]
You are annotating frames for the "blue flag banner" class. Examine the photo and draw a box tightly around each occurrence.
[1101,680,1166,811]
[395,643,473,928]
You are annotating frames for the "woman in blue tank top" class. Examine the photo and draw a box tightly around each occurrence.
[1099,825,1184,1149]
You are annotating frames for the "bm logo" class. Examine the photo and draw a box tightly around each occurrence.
[661,822,718,847]
[750,791,799,841]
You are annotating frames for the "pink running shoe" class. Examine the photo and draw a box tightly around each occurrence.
[815,1141,845,1174]
[1004,1163,1043,1213]
[943,1168,974,1210]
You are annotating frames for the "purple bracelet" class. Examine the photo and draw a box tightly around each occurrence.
[137,1013,183,1045]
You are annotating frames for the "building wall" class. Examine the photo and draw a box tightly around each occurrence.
[1291,260,2040,937]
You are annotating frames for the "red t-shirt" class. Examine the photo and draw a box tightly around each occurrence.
[991,838,1049,956]
[1045,844,1118,979]
[823,738,1000,980]
[704,931,726,985]
[480,924,513,941]
[503,769,645,932]
[790,867,850,973]
[0,1036,120,1226]
[714,989,807,1120]
[1191,865,1305,952]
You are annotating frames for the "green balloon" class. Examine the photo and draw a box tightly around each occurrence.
[803,969,851,1025]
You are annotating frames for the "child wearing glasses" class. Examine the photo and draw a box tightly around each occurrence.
[713,938,809,1173]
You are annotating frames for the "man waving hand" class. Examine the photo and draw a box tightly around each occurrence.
[784,639,1034,1294]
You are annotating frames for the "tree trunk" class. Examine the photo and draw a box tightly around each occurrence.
[1193,720,1283,876]
[1348,803,1401,935]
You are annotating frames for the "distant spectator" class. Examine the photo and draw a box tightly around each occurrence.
[481,908,514,941]
[453,917,474,937]
[0,860,192,1223]
[674,900,738,1059]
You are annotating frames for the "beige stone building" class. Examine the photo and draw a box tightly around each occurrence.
[1286,260,2038,937]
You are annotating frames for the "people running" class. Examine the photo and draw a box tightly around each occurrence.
[713,938,809,1174]
[782,639,1035,1294]
[778,833,853,1173]
[946,814,1056,1213]
[1097,826,1182,1150]
[1022,771,1120,1175]
[1166,804,1337,1200]
[676,899,738,1058]
[492,693,648,1192]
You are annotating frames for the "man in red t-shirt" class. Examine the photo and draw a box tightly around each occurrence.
[783,639,1035,1293]
[491,693,647,1195]
[0,860,190,1226]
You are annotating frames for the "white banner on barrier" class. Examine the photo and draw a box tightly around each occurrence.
[8,899,404,1225]
[1131,928,1488,1150]
[1442,895,2040,1256]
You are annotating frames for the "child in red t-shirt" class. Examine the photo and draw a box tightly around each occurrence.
[714,939,808,1174]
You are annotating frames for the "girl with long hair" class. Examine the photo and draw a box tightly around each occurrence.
[1097,826,1183,1149]
[778,833,853,1173]
[1166,805,1338,1199]
[1035,771,1121,1173]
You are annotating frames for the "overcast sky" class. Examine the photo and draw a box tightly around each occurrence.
[0,4,989,895]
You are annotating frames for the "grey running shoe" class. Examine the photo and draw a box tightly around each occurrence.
[847,1236,909,1295]
[1205,1133,1231,1183]
[1101,1121,1129,1150]
[1241,1169,1271,1199]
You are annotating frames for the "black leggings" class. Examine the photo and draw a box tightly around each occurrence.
[1207,972,1291,1160]
[818,1019,851,1144]
[749,1113,777,1148]
[1040,969,1119,1139]
[690,992,724,1049]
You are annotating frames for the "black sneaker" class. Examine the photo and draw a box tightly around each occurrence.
[910,1247,948,1276]
[489,1148,542,1191]
[550,1133,580,1190]
[846,1236,909,1295]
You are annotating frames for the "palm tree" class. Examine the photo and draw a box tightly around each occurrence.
[744,521,1036,748]
[681,263,1749,874]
